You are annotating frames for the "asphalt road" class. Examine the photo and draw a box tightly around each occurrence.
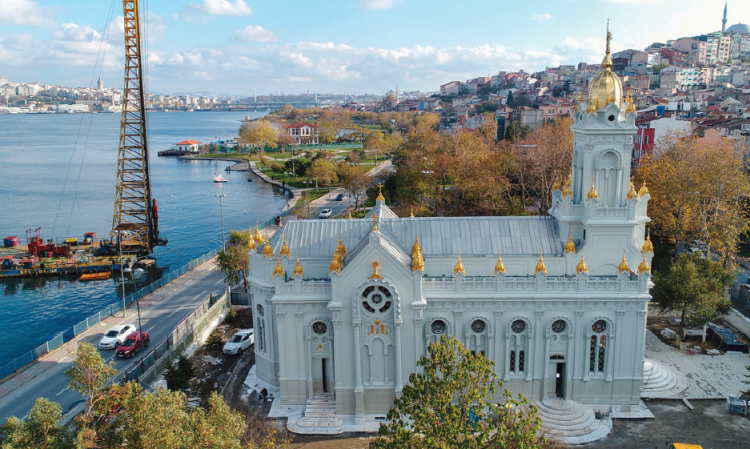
[0,261,227,424]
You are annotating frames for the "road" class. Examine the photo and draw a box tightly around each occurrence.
[0,260,226,424]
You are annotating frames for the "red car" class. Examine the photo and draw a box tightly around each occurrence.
[116,331,150,358]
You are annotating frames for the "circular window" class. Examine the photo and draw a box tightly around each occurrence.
[431,320,446,334]
[371,293,383,305]
[552,320,567,333]
[608,115,615,122]
[313,322,327,335]
[256,304,264,317]
[592,320,607,333]
[471,320,486,333]
[511,320,526,334]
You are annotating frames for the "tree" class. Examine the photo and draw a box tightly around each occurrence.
[370,336,544,449]
[239,120,278,151]
[504,120,530,142]
[651,253,734,327]
[164,354,194,392]
[277,128,296,152]
[0,398,69,449]
[277,103,293,118]
[216,230,252,293]
[306,159,338,192]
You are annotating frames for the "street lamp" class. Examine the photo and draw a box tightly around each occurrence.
[117,232,126,318]
[132,270,143,333]
[215,193,226,250]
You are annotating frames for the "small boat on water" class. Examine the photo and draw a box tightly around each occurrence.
[79,272,112,281]
[214,173,227,183]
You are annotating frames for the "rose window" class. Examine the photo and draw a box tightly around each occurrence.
[256,304,264,317]
[431,320,446,334]
[511,320,526,334]
[592,320,607,333]
[313,322,327,335]
[551,320,566,333]
[471,320,486,333]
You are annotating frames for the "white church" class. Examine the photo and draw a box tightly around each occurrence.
[245,30,654,436]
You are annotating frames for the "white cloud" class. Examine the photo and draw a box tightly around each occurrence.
[191,0,252,16]
[357,0,405,10]
[234,25,277,42]
[0,0,53,27]
[531,13,552,22]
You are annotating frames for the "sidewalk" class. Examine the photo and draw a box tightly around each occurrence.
[0,259,218,402]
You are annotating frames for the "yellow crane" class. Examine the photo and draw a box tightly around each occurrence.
[112,0,166,255]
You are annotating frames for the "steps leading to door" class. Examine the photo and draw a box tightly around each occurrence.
[288,394,344,434]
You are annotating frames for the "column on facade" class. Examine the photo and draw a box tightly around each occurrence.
[576,310,586,382]
[636,310,647,379]
[353,321,365,422]
[275,309,287,399]
[330,310,343,393]
[606,316,616,382]
[394,318,403,395]
[530,310,543,382]
[614,310,625,379]
[413,309,424,373]
[494,310,503,377]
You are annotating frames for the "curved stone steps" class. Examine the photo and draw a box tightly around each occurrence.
[288,395,344,434]
[641,359,688,398]
[534,399,611,445]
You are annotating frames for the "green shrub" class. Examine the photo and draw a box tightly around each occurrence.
[205,330,224,350]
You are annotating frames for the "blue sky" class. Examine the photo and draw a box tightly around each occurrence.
[1,0,748,96]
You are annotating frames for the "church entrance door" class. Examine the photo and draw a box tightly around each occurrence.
[555,363,565,398]
[322,359,329,393]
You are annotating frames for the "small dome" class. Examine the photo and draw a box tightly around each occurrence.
[587,27,623,111]
[727,23,750,34]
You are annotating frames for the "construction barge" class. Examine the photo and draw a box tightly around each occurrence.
[1,230,135,280]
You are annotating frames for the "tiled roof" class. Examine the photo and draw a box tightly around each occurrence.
[175,139,202,145]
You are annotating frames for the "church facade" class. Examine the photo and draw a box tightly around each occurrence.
[246,33,653,423]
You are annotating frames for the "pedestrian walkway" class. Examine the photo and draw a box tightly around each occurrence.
[644,330,749,399]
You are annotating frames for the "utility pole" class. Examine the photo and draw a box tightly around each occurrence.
[216,194,226,250]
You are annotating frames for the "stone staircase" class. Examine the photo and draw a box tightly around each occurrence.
[291,394,344,434]
[535,398,611,445]
[641,359,688,397]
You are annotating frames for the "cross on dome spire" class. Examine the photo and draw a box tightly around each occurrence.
[602,20,613,69]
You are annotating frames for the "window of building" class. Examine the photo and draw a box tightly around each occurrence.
[589,320,607,374]
[509,319,528,374]
[468,319,488,357]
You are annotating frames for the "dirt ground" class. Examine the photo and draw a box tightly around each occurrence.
[646,316,749,354]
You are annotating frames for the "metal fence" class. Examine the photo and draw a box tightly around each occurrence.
[230,291,251,306]
[0,248,221,381]
[115,292,228,387]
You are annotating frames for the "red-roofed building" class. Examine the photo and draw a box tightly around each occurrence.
[175,139,202,153]
[282,122,318,145]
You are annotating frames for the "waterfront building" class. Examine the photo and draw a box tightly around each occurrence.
[282,121,319,145]
[246,31,652,429]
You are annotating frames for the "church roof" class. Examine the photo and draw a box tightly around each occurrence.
[365,202,399,219]
[266,215,562,259]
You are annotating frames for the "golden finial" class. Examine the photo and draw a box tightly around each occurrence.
[535,252,547,275]
[562,175,573,198]
[280,237,291,258]
[626,180,638,200]
[262,242,274,258]
[337,237,347,259]
[369,260,384,279]
[253,225,265,245]
[617,252,630,274]
[453,251,465,276]
[293,256,304,278]
[576,254,589,275]
[372,212,379,231]
[376,183,385,202]
[412,236,422,257]
[638,254,650,274]
[586,102,596,114]
[641,230,654,254]
[638,181,649,197]
[494,251,506,275]
[272,258,284,278]
[412,236,424,272]
[278,216,283,227]
[587,181,599,201]
[247,234,257,252]
[347,209,352,219]
[410,206,414,218]
[602,20,613,69]
[551,177,561,192]
[565,234,576,255]
[329,245,341,275]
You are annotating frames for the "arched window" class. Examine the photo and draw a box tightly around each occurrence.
[256,304,265,352]
[467,319,488,357]
[589,320,608,374]
[509,319,528,374]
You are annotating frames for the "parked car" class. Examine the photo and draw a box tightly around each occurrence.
[223,329,254,355]
[116,332,150,358]
[318,209,332,219]
[335,193,345,201]
[99,324,137,350]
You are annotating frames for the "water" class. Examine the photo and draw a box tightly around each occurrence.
[0,111,288,367]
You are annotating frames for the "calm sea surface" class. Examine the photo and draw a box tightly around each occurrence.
[0,111,287,367]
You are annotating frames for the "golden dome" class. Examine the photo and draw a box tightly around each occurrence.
[586,25,623,112]
[565,234,576,255]
[562,175,573,198]
[551,177,561,192]
[638,255,650,274]
[272,258,284,278]
[253,227,265,245]
[262,242,273,258]
[626,181,638,201]
[639,181,649,197]
[617,253,630,274]
[494,252,506,275]
[454,254,465,276]
[641,230,654,254]
[337,238,347,259]
[576,254,589,275]
[280,237,291,258]
[293,257,304,278]
[412,250,424,273]
[247,236,257,252]
[376,183,385,202]
[587,182,599,201]
[535,253,547,275]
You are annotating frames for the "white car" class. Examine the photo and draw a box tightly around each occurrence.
[99,324,137,350]
[318,209,332,219]
[223,329,254,355]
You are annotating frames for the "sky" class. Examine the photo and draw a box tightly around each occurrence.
[1,0,749,96]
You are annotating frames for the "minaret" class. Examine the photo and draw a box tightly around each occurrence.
[722,1,727,34]
[97,76,103,91]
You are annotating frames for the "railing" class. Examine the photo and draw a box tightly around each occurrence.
[0,248,221,382]
[117,292,228,387]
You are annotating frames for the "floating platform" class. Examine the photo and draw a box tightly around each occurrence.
[78,272,112,281]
